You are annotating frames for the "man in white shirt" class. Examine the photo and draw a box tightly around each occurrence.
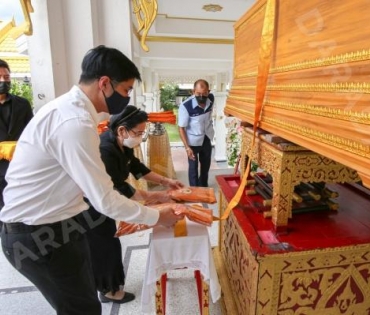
[178,79,215,187]
[0,45,182,315]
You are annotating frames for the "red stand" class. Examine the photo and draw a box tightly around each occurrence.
[155,270,209,315]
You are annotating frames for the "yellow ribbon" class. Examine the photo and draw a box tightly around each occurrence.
[0,141,17,161]
[174,218,188,237]
[219,0,276,220]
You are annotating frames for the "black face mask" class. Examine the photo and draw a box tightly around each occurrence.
[104,83,130,115]
[0,81,11,94]
[195,95,207,105]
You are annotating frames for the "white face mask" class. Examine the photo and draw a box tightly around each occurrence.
[123,134,142,148]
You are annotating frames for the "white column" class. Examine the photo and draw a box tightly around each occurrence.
[28,0,134,111]
[213,91,228,162]
[143,93,155,113]
[142,67,153,94]
[28,0,69,111]
[152,73,160,111]
[94,0,134,58]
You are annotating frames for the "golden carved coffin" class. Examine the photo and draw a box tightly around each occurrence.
[225,0,370,188]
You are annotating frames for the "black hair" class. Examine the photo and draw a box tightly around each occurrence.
[193,79,209,90]
[79,45,141,84]
[109,105,148,135]
[0,59,10,72]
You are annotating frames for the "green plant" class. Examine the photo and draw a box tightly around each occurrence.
[225,118,242,166]
[163,108,181,142]
[10,79,33,107]
[160,83,179,111]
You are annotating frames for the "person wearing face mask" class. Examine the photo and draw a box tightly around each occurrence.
[81,105,184,304]
[0,46,184,315]
[178,79,215,187]
[0,59,33,231]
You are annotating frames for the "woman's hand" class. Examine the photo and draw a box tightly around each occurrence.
[146,191,174,204]
[164,178,184,189]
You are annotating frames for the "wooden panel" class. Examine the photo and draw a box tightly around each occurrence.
[226,0,370,187]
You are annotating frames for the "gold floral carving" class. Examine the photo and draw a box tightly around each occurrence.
[241,129,360,227]
[263,117,370,159]
[132,0,158,52]
[237,48,370,78]
[228,95,370,125]
[268,82,370,93]
[19,0,34,35]
[232,82,370,94]
[219,197,370,314]
[272,48,370,73]
[155,279,164,314]
[257,246,370,314]
[221,211,259,314]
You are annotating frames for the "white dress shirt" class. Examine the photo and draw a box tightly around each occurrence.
[0,86,159,225]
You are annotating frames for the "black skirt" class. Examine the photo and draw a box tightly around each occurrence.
[81,207,125,295]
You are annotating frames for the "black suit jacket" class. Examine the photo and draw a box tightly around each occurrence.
[0,94,33,176]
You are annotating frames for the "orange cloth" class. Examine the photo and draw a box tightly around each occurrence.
[174,218,187,237]
[115,203,213,237]
[147,110,176,124]
[97,120,109,135]
[169,187,217,204]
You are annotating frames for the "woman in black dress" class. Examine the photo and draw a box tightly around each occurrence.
[84,105,184,304]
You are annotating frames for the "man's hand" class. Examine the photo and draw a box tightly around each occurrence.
[156,204,185,227]
[186,147,195,160]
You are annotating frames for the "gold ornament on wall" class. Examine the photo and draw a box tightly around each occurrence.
[19,0,34,35]
[132,0,158,52]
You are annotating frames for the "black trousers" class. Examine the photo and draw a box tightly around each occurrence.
[0,176,7,233]
[0,175,7,209]
[1,213,101,315]
[80,206,125,295]
[188,136,212,187]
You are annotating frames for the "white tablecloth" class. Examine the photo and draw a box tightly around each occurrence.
[141,218,221,313]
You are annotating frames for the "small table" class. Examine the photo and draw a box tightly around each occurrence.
[141,219,221,314]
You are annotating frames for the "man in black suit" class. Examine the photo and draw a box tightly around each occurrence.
[0,59,33,215]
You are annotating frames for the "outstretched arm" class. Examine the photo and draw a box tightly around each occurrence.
[143,171,184,189]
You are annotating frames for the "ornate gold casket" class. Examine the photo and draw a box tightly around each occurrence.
[225,0,370,188]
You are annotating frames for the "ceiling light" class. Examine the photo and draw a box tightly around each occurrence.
[202,4,223,12]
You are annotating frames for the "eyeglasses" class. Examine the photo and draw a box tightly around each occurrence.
[129,129,145,137]
[127,88,134,96]
[111,79,133,97]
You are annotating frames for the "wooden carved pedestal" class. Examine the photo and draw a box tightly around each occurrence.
[216,176,370,315]
[240,128,360,233]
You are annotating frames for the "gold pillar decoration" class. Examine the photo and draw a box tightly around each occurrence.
[126,145,148,191]
[146,123,176,185]
[132,0,158,52]
[19,0,34,35]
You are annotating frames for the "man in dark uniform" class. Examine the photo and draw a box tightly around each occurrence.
[0,59,33,226]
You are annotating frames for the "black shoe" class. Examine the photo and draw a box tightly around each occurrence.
[99,291,135,304]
